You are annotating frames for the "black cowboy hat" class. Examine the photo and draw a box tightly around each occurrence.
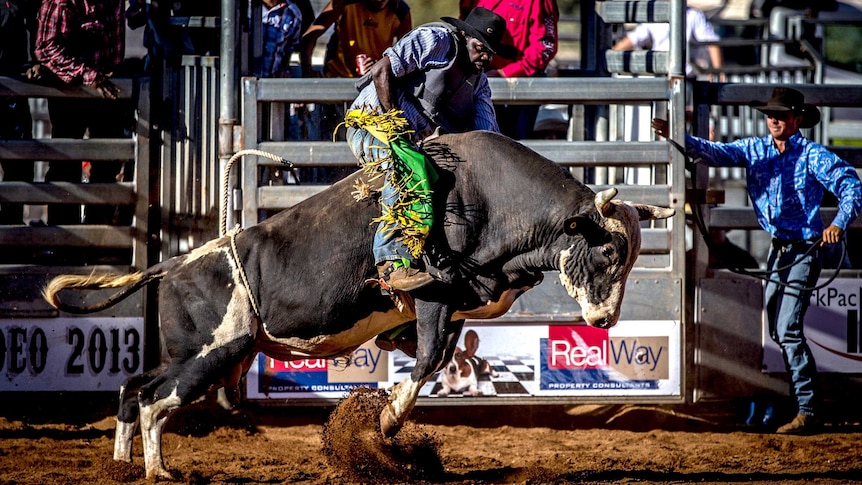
[750,87,821,128]
[442,7,517,59]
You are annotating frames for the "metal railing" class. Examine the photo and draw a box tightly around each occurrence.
[238,76,685,272]
[0,76,151,271]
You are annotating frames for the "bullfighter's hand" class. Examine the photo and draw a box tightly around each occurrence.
[821,224,843,245]
[652,118,669,138]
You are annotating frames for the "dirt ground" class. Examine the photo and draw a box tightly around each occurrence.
[1,391,861,485]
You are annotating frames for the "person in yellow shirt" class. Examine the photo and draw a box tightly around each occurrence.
[299,0,412,183]
[300,0,412,79]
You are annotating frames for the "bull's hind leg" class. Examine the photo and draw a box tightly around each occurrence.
[113,365,167,462]
[382,300,463,436]
[137,337,256,480]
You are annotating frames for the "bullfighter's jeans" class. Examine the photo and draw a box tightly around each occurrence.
[346,126,415,265]
[764,240,823,417]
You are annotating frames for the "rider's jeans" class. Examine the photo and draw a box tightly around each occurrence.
[346,126,414,265]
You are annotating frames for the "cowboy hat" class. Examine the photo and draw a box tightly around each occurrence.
[750,87,821,128]
[442,7,517,59]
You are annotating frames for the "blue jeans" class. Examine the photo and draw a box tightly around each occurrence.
[346,126,415,265]
[764,241,823,417]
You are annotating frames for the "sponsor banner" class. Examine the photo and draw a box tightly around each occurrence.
[246,320,681,400]
[0,318,144,391]
[539,321,678,396]
[763,279,862,373]
[246,340,388,399]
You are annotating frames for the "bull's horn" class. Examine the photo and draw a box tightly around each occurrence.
[633,204,676,221]
[595,188,617,217]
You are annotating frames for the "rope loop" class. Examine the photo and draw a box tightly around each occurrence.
[220,149,294,236]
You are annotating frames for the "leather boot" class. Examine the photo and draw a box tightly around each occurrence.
[378,261,434,291]
[776,414,820,435]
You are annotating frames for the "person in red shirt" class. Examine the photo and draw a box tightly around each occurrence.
[35,0,132,226]
[0,0,39,226]
[460,0,559,139]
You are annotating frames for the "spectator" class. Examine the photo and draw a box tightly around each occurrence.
[460,0,558,140]
[300,0,412,185]
[612,6,724,81]
[256,0,305,217]
[300,0,412,80]
[256,0,304,79]
[345,6,507,293]
[652,87,862,435]
[36,0,134,226]
[0,0,38,225]
[532,105,569,140]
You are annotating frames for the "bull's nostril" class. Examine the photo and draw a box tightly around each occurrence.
[594,318,611,329]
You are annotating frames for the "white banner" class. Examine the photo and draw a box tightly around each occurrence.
[763,278,862,373]
[0,318,144,391]
[247,320,681,400]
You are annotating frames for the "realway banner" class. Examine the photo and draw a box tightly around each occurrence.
[246,320,681,400]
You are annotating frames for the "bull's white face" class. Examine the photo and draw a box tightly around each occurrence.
[558,189,674,329]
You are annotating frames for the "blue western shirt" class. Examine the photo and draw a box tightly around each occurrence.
[686,131,862,241]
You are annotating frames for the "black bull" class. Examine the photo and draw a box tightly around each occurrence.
[43,131,674,479]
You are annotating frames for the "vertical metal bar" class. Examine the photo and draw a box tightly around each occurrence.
[668,0,689,402]
[668,0,685,79]
[242,77,260,227]
[220,0,240,230]
[137,76,161,372]
[580,0,599,73]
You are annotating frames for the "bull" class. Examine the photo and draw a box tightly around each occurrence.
[43,131,674,479]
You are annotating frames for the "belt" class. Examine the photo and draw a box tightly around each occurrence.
[771,238,817,251]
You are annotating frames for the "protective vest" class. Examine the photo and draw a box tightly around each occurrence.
[400,22,479,133]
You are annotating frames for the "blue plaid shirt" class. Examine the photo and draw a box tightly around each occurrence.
[349,24,499,140]
[257,1,303,78]
[686,131,862,241]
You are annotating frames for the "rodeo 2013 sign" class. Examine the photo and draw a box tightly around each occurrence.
[246,320,681,401]
[0,318,144,391]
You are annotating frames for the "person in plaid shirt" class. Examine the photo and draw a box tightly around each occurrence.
[35,0,132,228]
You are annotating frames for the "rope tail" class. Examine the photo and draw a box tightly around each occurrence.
[42,270,165,315]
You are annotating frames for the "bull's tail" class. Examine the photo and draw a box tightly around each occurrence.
[43,260,175,314]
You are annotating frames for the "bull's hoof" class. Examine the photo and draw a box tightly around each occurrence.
[379,404,401,437]
[145,466,176,482]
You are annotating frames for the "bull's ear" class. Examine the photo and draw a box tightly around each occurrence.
[632,203,676,221]
[563,215,589,235]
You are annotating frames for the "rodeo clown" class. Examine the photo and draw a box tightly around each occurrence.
[341,7,515,294]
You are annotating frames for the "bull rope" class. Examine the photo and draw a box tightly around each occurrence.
[219,149,295,320]
[227,225,260,318]
[220,149,295,237]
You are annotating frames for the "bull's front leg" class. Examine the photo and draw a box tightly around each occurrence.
[380,299,463,436]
